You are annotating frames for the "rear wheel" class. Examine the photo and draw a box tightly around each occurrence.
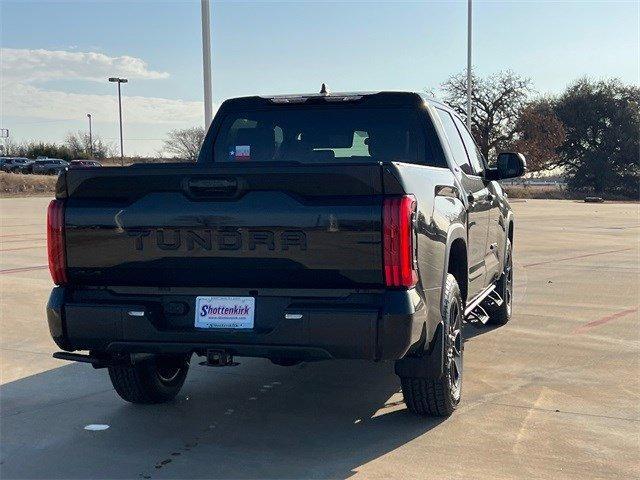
[108,354,190,404]
[400,274,463,417]
[487,239,513,325]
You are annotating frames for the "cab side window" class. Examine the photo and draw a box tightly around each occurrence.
[436,108,473,175]
[452,115,484,175]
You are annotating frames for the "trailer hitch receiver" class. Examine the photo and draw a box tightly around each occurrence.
[200,349,239,367]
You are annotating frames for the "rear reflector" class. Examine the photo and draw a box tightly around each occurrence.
[47,199,67,285]
[383,195,417,288]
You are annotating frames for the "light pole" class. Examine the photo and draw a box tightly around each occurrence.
[108,77,128,165]
[86,113,93,158]
[466,0,472,131]
[201,0,213,128]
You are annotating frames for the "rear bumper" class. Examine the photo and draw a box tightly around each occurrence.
[47,286,429,362]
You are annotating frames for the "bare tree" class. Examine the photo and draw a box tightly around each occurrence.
[65,131,114,159]
[1,138,20,156]
[162,127,205,162]
[440,70,533,161]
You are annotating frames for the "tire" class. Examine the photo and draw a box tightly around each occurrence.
[400,274,463,416]
[487,239,513,325]
[108,354,190,404]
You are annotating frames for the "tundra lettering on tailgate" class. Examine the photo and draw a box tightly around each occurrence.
[126,228,307,252]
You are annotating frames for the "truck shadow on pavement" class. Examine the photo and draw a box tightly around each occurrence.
[1,358,448,479]
[463,321,503,341]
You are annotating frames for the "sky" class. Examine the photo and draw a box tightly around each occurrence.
[1,0,638,156]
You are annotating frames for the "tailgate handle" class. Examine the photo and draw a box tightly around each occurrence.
[186,177,239,198]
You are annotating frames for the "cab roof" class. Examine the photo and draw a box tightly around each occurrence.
[219,91,449,110]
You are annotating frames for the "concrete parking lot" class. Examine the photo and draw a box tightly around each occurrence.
[1,197,638,479]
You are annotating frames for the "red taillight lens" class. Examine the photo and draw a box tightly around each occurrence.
[47,199,67,285]
[383,195,417,288]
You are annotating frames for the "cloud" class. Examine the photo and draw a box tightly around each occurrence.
[1,48,205,127]
[1,48,169,83]
[3,82,203,125]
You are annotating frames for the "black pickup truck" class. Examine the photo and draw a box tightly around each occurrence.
[47,91,525,416]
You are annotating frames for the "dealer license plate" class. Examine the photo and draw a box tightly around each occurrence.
[194,296,255,329]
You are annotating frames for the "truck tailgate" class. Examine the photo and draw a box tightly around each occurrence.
[62,163,386,288]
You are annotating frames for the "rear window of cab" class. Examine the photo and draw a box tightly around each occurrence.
[212,107,439,166]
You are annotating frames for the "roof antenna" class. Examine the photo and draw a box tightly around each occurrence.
[320,83,329,95]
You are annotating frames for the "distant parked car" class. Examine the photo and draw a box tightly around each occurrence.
[31,158,69,175]
[69,159,102,168]
[0,157,33,173]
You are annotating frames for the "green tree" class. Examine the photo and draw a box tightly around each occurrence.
[23,141,73,161]
[553,78,639,198]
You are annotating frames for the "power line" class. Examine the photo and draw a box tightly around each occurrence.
[102,137,164,141]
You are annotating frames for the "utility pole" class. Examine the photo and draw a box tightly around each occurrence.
[201,0,213,129]
[86,113,93,158]
[108,77,128,165]
[466,0,472,131]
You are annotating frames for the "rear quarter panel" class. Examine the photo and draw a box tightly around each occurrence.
[384,162,465,344]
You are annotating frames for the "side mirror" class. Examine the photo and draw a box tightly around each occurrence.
[489,152,526,180]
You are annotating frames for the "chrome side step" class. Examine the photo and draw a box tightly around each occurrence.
[464,284,495,317]
[467,304,490,324]
[487,289,504,307]
[464,284,501,325]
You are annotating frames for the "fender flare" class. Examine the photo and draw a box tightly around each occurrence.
[441,223,467,313]
[502,211,515,269]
